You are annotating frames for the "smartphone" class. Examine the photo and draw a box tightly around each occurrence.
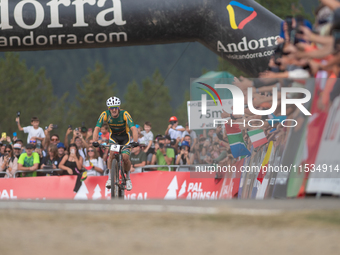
[296,15,304,35]
[274,43,284,64]
[13,132,17,137]
[52,124,58,129]
[17,111,21,117]
[285,16,293,34]
[75,127,79,131]
[68,125,72,129]
[1,132,6,139]
[333,29,340,50]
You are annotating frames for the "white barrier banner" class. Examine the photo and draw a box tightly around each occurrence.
[306,97,340,195]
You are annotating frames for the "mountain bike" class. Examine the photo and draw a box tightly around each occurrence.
[98,143,133,198]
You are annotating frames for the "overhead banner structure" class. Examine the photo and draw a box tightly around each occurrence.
[0,0,281,75]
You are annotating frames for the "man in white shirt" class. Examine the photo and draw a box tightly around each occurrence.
[165,116,185,139]
[16,116,45,145]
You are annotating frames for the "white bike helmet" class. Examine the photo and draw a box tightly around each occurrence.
[106,96,121,107]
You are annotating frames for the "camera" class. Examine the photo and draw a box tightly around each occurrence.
[68,125,72,129]
[75,127,79,131]
[159,143,164,149]
[81,126,87,133]
[17,111,21,117]
[169,121,176,125]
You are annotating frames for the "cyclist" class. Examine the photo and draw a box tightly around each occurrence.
[92,96,138,191]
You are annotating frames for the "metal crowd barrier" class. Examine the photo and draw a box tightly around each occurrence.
[14,169,62,178]
[0,172,10,178]
[5,165,210,178]
[141,164,210,172]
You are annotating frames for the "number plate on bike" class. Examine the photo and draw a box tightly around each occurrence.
[110,144,121,153]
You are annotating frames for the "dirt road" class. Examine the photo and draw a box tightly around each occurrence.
[1,200,339,255]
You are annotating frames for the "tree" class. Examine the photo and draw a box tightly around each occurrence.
[72,62,117,129]
[256,0,307,20]
[175,90,190,126]
[0,53,67,141]
[122,69,172,135]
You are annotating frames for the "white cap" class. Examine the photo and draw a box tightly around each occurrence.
[13,143,22,149]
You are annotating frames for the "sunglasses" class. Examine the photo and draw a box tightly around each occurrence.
[88,150,95,152]
[108,106,120,110]
[5,150,11,152]
[51,138,59,142]
[14,148,21,150]
[29,140,37,143]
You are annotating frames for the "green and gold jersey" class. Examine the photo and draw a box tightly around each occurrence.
[96,109,135,135]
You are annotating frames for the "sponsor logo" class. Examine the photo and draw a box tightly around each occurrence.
[0,189,17,199]
[0,0,126,30]
[217,36,280,53]
[197,82,223,108]
[164,176,219,200]
[226,1,257,30]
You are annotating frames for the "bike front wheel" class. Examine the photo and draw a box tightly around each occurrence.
[111,159,119,198]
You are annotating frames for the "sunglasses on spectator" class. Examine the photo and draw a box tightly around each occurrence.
[14,148,21,150]
[88,150,95,152]
[29,140,37,143]
[51,138,59,141]
[108,106,119,110]
[5,150,11,152]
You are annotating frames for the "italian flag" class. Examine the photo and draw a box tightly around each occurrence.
[248,129,268,148]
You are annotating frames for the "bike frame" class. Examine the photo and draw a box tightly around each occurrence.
[109,144,130,199]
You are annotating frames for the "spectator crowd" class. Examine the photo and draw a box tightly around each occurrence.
[1,0,340,179]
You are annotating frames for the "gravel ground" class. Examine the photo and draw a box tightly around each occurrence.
[1,200,340,255]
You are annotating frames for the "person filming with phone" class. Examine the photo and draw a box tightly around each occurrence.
[16,116,45,145]
[0,145,18,178]
[165,116,185,139]
[151,137,175,171]
[58,143,83,175]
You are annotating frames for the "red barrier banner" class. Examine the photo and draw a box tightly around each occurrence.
[0,172,223,200]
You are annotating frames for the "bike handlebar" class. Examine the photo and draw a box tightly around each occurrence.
[92,142,139,150]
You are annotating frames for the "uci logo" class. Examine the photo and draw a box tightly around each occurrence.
[226,1,257,30]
